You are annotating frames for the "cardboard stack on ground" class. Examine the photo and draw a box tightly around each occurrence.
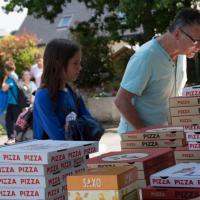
[0,140,98,200]
[120,125,185,149]
[67,166,138,200]
[141,163,200,200]
[86,148,175,189]
[169,85,200,126]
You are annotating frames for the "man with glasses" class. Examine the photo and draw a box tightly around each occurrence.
[115,8,200,133]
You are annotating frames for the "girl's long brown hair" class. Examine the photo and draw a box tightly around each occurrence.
[41,38,80,102]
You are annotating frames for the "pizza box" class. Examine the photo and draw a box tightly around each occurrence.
[174,146,200,160]
[182,85,200,96]
[171,115,200,126]
[142,186,200,200]
[0,157,85,176]
[68,181,138,200]
[176,159,200,164]
[121,125,184,141]
[0,183,66,200]
[186,132,200,142]
[184,125,200,132]
[169,96,200,107]
[188,142,200,150]
[150,163,200,188]
[0,164,87,188]
[0,140,98,164]
[121,139,186,149]
[67,166,137,190]
[67,166,138,200]
[87,149,174,171]
[170,106,200,117]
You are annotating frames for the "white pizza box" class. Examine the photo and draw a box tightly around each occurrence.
[0,183,66,200]
[0,164,87,188]
[170,106,200,117]
[121,139,186,149]
[182,85,200,96]
[184,125,200,132]
[188,142,200,150]
[121,125,184,141]
[0,157,85,176]
[0,140,98,164]
[169,96,200,107]
[150,163,200,188]
[171,115,200,126]
[186,132,200,142]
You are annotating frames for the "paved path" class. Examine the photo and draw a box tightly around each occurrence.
[0,127,121,156]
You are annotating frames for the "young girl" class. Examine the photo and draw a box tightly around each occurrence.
[33,39,92,140]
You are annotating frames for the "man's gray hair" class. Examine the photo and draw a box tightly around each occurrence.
[169,8,200,32]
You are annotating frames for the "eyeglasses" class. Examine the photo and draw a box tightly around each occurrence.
[180,28,200,44]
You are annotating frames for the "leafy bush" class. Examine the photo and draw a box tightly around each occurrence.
[0,33,40,81]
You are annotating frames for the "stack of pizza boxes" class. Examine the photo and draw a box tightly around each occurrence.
[169,85,200,126]
[141,163,200,200]
[86,148,175,189]
[175,125,200,164]
[67,166,138,200]
[120,125,186,149]
[0,140,98,200]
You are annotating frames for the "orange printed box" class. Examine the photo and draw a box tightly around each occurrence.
[170,106,200,117]
[121,139,186,149]
[169,96,200,107]
[171,115,200,126]
[67,166,138,200]
[121,125,184,141]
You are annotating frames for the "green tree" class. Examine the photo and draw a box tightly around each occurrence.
[3,0,200,43]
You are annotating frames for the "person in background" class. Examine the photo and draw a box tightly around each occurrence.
[19,70,37,105]
[33,38,93,140]
[1,61,20,144]
[114,8,200,134]
[30,53,43,88]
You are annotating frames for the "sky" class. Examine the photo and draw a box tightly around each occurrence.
[0,0,27,35]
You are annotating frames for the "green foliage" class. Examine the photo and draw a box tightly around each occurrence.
[71,22,114,87]
[0,33,40,79]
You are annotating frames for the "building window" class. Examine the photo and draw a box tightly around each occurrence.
[57,16,72,28]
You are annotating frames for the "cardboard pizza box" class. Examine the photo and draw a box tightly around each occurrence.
[182,85,200,96]
[0,157,85,176]
[142,186,200,200]
[87,149,174,171]
[174,146,200,160]
[0,140,98,164]
[188,142,200,150]
[170,106,200,117]
[0,164,87,188]
[169,96,200,107]
[67,166,138,200]
[150,163,200,188]
[171,115,200,126]
[184,125,200,132]
[0,184,66,200]
[186,132,200,142]
[176,159,200,164]
[121,139,186,149]
[121,125,184,141]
